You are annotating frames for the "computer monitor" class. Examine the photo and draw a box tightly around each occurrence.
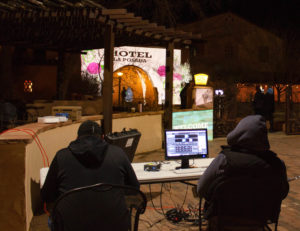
[164,129,209,169]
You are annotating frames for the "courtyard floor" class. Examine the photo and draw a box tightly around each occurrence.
[30,131,300,231]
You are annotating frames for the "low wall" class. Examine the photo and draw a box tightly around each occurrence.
[113,112,163,153]
[0,112,163,231]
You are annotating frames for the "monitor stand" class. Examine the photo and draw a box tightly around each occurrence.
[175,157,190,169]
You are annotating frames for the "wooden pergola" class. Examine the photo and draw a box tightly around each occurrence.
[0,0,202,134]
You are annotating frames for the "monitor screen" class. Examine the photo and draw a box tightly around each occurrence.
[165,129,208,168]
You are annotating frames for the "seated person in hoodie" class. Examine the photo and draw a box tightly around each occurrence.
[41,120,140,229]
[197,115,289,222]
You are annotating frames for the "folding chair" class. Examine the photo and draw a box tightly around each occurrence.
[199,176,283,231]
[51,183,147,231]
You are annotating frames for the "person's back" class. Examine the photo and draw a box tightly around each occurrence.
[41,120,140,230]
[264,88,274,112]
[197,115,289,223]
[264,87,275,131]
[253,86,264,116]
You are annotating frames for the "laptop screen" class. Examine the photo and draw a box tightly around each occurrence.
[165,128,209,160]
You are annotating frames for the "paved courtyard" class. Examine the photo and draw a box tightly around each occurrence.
[30,132,300,231]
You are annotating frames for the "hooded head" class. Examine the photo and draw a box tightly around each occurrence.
[227,115,270,152]
[77,120,103,138]
[69,120,107,166]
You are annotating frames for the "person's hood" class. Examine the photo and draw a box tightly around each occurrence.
[227,115,270,152]
[68,135,108,165]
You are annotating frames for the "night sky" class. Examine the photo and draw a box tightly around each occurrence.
[202,0,300,34]
[101,0,300,37]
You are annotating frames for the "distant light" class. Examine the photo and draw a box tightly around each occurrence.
[194,73,208,85]
[215,89,224,95]
[117,72,123,77]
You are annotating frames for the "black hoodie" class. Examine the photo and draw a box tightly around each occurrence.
[41,135,139,203]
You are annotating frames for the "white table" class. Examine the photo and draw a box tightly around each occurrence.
[40,158,214,187]
[132,158,214,184]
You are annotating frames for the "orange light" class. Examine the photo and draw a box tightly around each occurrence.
[24,80,33,92]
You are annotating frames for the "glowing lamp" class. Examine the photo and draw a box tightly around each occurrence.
[117,72,123,77]
[194,73,208,85]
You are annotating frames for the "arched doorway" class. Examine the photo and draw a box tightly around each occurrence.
[113,65,157,109]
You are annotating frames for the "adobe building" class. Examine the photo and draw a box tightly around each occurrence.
[181,12,300,135]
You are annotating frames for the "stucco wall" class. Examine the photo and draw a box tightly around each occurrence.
[0,142,27,231]
[0,113,163,231]
[113,113,163,153]
[25,123,83,231]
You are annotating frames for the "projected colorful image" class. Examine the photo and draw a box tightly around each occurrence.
[172,110,213,141]
[81,46,192,105]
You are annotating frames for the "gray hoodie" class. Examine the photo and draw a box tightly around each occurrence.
[197,115,288,199]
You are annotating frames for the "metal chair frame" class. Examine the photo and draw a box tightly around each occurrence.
[199,176,282,231]
[51,183,147,231]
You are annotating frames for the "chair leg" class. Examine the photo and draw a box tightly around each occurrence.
[274,221,278,231]
[199,197,203,231]
[133,213,140,231]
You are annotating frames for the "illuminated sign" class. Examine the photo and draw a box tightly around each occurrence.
[194,73,208,85]
[172,110,213,141]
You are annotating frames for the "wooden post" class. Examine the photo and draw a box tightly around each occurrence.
[103,24,114,135]
[285,84,292,134]
[0,46,13,99]
[56,51,65,100]
[164,42,174,130]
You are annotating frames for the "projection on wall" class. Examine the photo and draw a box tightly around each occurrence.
[172,110,214,141]
[81,46,192,105]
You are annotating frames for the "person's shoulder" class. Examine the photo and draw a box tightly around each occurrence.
[55,147,72,159]
[106,144,125,155]
[105,144,131,164]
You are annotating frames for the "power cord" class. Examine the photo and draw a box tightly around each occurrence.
[148,184,164,215]
[166,207,189,223]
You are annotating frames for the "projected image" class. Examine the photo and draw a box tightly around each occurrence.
[81,47,192,105]
[193,87,213,109]
[172,110,213,141]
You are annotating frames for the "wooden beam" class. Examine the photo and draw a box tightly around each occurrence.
[164,42,174,129]
[108,13,134,19]
[56,0,74,7]
[143,26,166,32]
[56,51,65,100]
[0,2,15,10]
[173,38,181,43]
[83,0,105,9]
[103,23,114,135]
[123,20,149,26]
[130,23,157,29]
[102,9,127,15]
[134,29,144,35]
[116,17,142,23]
[183,40,192,45]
